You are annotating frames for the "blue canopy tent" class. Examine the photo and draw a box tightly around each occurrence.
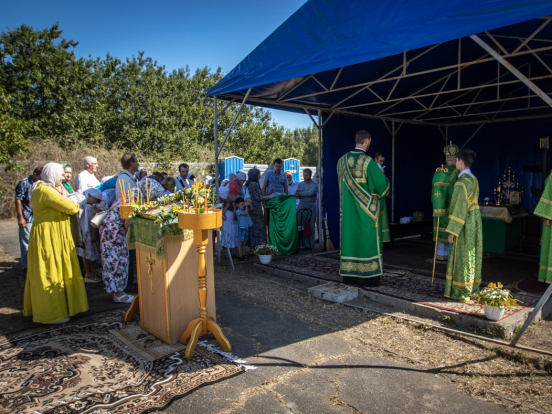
[208,0,552,247]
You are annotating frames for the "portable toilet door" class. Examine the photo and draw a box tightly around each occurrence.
[220,156,244,179]
[283,158,300,182]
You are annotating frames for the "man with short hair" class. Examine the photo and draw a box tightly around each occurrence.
[75,156,100,191]
[444,148,482,302]
[116,153,140,201]
[15,166,43,272]
[337,130,390,287]
[262,158,288,196]
[175,163,193,191]
[296,168,318,247]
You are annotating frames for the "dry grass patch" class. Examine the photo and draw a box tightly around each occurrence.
[214,264,552,413]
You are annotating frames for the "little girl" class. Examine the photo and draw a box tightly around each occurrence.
[222,173,244,220]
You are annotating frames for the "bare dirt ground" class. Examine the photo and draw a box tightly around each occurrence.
[213,261,552,414]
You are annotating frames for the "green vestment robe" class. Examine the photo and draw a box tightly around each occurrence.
[265,195,299,256]
[444,173,483,301]
[432,165,458,242]
[338,151,390,278]
[534,174,552,284]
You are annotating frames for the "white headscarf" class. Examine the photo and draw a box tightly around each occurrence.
[32,163,63,192]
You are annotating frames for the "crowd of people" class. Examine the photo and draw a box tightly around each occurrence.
[218,158,322,260]
[15,153,323,323]
[15,154,196,324]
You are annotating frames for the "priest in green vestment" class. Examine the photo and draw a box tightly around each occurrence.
[444,149,483,302]
[534,173,552,284]
[432,143,459,261]
[337,130,390,287]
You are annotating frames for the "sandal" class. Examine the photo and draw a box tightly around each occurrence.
[113,293,134,304]
[84,275,102,283]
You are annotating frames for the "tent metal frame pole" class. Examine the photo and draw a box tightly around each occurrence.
[317,109,323,246]
[284,43,552,104]
[340,71,552,112]
[470,35,552,107]
[391,120,395,223]
[216,88,252,157]
[213,95,234,270]
[423,101,552,122]
[510,282,552,346]
[460,123,485,150]
[214,96,221,266]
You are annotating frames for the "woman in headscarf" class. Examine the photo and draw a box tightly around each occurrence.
[99,198,134,304]
[76,187,103,283]
[24,163,89,324]
[139,176,165,201]
[245,168,267,248]
[57,163,74,196]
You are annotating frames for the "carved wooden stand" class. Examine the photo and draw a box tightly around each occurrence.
[177,209,231,359]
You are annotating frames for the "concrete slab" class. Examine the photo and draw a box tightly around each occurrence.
[232,392,291,414]
[272,383,353,414]
[255,261,552,338]
[336,354,512,413]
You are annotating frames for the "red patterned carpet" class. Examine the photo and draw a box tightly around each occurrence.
[259,252,538,321]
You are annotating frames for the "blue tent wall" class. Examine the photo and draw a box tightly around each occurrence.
[322,115,552,248]
[448,119,552,214]
[322,114,443,248]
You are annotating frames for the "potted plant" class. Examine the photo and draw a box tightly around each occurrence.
[253,244,279,264]
[471,282,521,321]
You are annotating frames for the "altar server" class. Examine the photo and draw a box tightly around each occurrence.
[337,130,390,287]
[444,149,483,302]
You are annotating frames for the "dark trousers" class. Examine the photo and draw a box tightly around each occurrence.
[125,249,137,292]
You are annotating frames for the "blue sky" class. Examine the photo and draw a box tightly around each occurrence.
[2,0,312,130]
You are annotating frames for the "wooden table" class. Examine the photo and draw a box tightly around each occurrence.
[480,204,528,255]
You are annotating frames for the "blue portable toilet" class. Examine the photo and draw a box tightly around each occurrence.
[283,158,300,182]
[218,156,244,180]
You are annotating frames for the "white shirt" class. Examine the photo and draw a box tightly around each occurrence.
[287,180,299,195]
[287,180,300,207]
[458,169,474,178]
[175,176,193,191]
[75,169,100,192]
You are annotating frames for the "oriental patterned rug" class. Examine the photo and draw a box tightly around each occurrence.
[0,310,243,414]
[260,252,538,321]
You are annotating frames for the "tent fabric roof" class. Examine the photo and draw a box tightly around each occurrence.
[208,0,552,126]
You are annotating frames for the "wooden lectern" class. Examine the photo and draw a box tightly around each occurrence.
[124,221,215,345]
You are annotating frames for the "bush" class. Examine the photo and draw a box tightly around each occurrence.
[0,139,215,220]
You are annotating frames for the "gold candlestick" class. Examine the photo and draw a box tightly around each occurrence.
[177,209,230,359]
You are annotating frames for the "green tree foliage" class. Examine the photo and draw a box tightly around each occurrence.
[0,24,318,166]
[0,86,30,173]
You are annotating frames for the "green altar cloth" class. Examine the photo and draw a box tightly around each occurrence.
[126,217,193,259]
[480,205,528,254]
[265,195,298,256]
